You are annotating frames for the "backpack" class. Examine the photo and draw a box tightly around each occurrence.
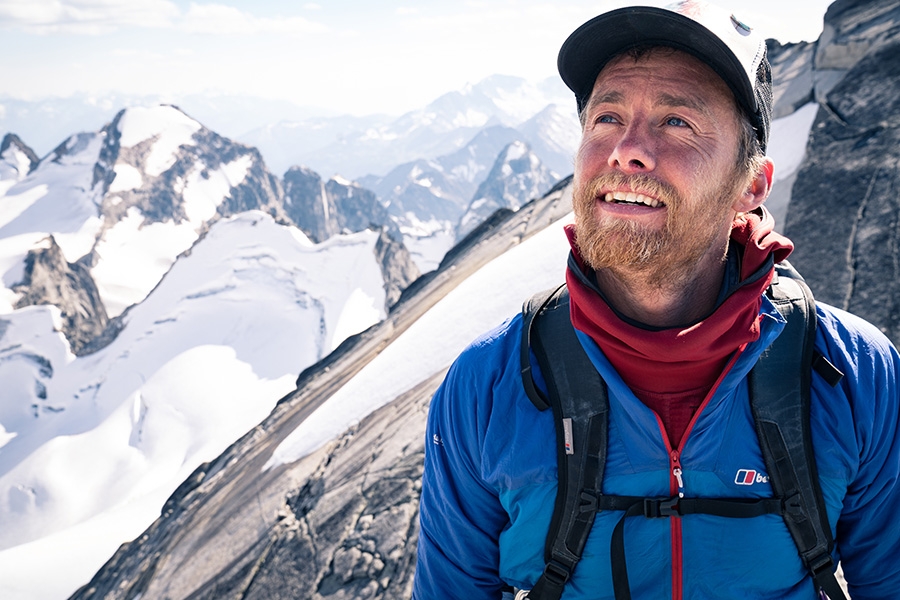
[518,261,847,600]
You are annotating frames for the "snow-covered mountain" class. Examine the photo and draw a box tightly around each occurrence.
[240,74,578,180]
[456,140,558,241]
[360,123,565,273]
[0,105,283,321]
[0,92,333,162]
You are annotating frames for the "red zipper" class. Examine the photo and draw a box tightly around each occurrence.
[670,450,684,600]
[659,346,746,600]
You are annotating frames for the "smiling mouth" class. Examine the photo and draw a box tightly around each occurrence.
[603,191,665,208]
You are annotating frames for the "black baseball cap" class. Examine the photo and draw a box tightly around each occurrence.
[558,0,772,152]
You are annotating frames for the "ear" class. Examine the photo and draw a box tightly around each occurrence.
[732,157,774,213]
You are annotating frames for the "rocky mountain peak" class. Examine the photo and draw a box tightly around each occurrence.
[0,133,39,180]
[94,104,284,228]
[283,166,397,244]
[456,140,557,240]
[13,235,108,355]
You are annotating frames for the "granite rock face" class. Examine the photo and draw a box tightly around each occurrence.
[782,0,900,344]
[283,166,399,244]
[0,133,39,180]
[456,140,557,241]
[13,236,109,355]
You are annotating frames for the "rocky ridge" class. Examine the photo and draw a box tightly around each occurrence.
[776,0,900,344]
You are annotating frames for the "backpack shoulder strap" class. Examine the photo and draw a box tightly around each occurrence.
[749,261,847,600]
[520,284,608,600]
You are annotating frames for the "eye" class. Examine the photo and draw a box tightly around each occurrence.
[665,116,688,127]
[595,114,619,125]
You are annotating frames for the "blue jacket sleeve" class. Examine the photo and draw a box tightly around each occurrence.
[821,308,900,599]
[413,331,512,599]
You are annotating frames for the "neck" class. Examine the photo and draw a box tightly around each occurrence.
[593,242,729,327]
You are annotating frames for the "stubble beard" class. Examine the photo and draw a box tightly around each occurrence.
[572,171,745,288]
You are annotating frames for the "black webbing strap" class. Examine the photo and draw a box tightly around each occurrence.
[749,265,847,600]
[601,494,786,600]
[521,285,608,600]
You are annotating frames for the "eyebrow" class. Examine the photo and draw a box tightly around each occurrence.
[584,91,624,116]
[655,92,713,118]
[584,89,714,119]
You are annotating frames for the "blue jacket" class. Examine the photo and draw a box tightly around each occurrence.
[413,293,900,599]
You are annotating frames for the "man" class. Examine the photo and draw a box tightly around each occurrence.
[412,1,900,599]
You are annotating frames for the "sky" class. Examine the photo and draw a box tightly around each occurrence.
[0,0,835,118]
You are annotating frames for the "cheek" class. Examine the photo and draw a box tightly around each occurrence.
[575,137,610,176]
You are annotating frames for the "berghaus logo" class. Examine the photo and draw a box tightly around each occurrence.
[735,469,769,485]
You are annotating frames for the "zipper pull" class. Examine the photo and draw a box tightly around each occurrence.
[671,450,685,498]
[673,468,685,498]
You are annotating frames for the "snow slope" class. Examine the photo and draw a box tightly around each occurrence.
[0,212,387,600]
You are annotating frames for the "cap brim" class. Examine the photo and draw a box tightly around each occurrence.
[557,6,756,117]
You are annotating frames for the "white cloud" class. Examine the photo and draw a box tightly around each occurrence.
[0,0,180,34]
[181,3,329,35]
[0,0,329,36]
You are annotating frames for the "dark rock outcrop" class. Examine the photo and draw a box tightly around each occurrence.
[374,229,421,310]
[784,0,900,345]
[456,140,557,240]
[0,133,39,179]
[283,167,397,243]
[13,236,109,355]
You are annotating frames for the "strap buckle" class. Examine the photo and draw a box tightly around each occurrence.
[643,497,680,518]
[541,560,571,587]
[809,551,835,575]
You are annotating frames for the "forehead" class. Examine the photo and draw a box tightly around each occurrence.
[589,47,737,113]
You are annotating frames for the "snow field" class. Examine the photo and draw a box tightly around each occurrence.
[0,212,389,600]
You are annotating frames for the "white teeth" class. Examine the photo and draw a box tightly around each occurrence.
[603,191,662,208]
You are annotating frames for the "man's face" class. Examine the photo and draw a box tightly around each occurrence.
[572,48,751,284]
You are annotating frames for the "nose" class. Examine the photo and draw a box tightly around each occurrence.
[607,124,656,173]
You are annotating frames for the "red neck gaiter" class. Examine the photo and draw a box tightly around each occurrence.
[566,208,793,447]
